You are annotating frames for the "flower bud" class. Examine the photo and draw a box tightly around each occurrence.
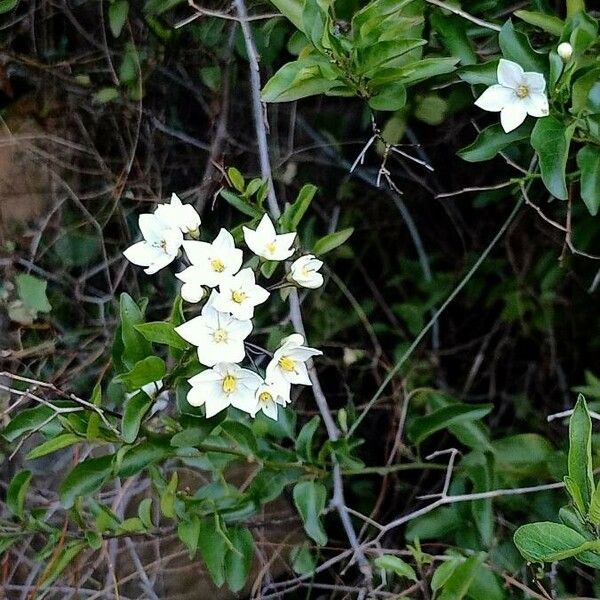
[180,282,205,303]
[557,42,573,62]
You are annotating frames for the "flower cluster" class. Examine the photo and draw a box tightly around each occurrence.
[123,196,325,420]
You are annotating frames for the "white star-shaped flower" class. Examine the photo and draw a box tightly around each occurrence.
[250,379,292,421]
[175,292,252,367]
[155,193,201,235]
[213,268,269,320]
[289,254,324,289]
[266,333,322,386]
[123,213,183,275]
[177,229,243,299]
[243,214,296,261]
[475,59,549,133]
[186,362,262,418]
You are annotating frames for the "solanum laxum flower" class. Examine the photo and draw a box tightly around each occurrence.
[186,362,262,418]
[266,333,322,386]
[177,229,243,297]
[175,292,252,366]
[213,267,269,320]
[243,214,296,261]
[475,59,549,133]
[155,193,201,236]
[123,213,183,275]
[289,254,324,289]
[250,379,292,420]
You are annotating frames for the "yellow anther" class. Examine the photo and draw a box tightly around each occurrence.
[222,375,236,394]
[266,241,277,255]
[213,328,228,343]
[211,258,225,272]
[516,85,530,98]
[259,391,273,404]
[231,289,247,304]
[278,356,296,372]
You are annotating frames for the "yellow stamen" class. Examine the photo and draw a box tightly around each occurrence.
[231,289,247,304]
[211,258,225,272]
[259,391,273,404]
[516,85,529,99]
[213,328,228,343]
[222,375,236,394]
[278,356,296,372]
[266,241,277,255]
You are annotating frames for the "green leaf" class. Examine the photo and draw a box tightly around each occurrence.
[220,189,262,218]
[116,440,172,477]
[94,87,120,103]
[16,273,52,314]
[160,471,178,518]
[7,470,31,518]
[514,521,600,567]
[121,392,153,444]
[198,517,227,587]
[438,553,485,600]
[293,481,327,545]
[138,498,154,528]
[368,82,407,111]
[530,116,573,200]
[370,58,459,87]
[0,0,18,14]
[576,145,600,216]
[2,405,55,442]
[135,322,188,350]
[313,227,353,255]
[499,20,547,74]
[281,184,317,231]
[458,60,499,86]
[227,167,245,193]
[430,13,477,65]
[588,480,600,525]
[374,555,417,581]
[514,10,564,36]
[295,416,321,463]
[356,39,427,76]
[567,395,594,514]
[116,356,166,392]
[224,527,254,592]
[268,0,303,31]
[109,0,129,37]
[59,455,114,509]
[290,543,317,575]
[408,403,493,445]
[458,122,532,162]
[178,515,201,559]
[26,433,81,460]
[40,541,86,589]
[120,293,152,369]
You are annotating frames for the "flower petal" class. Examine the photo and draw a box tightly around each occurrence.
[523,71,546,93]
[474,85,514,112]
[497,59,524,89]
[524,92,549,118]
[500,102,528,133]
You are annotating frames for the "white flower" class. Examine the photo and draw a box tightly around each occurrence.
[250,379,292,420]
[155,193,201,235]
[123,213,183,275]
[180,282,206,304]
[474,59,549,133]
[177,229,243,292]
[289,254,324,289]
[243,214,296,261]
[266,333,322,386]
[175,292,252,367]
[557,42,573,62]
[186,362,262,418]
[213,268,269,320]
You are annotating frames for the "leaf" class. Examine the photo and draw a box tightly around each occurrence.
[219,189,262,218]
[26,433,81,460]
[514,10,564,36]
[408,403,493,445]
[430,13,477,65]
[160,472,178,518]
[293,481,327,545]
[198,517,227,587]
[356,39,427,75]
[457,60,499,86]
[458,122,532,162]
[227,167,245,193]
[576,145,600,216]
[588,480,600,525]
[16,273,52,314]
[498,20,547,75]
[120,293,152,369]
[224,527,254,592]
[116,356,166,392]
[116,440,172,477]
[0,0,18,14]
[121,392,153,444]
[109,0,129,37]
[40,541,86,589]
[268,0,303,31]
[295,416,321,462]
[438,553,485,600]
[313,227,353,255]
[530,116,573,200]
[178,516,201,559]
[135,322,188,350]
[138,498,154,528]
[94,87,120,103]
[370,58,459,87]
[7,470,31,518]
[514,521,600,567]
[59,455,114,509]
[281,184,317,231]
[374,555,417,581]
[368,82,407,111]
[567,395,594,515]
[2,405,55,442]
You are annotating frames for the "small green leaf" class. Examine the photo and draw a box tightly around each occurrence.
[7,470,32,518]
[368,82,407,111]
[431,13,477,65]
[120,293,152,369]
[59,455,114,509]
[438,553,485,600]
[295,416,321,463]
[138,498,154,528]
[227,167,245,193]
[178,516,201,559]
[514,10,564,36]
[94,87,120,103]
[160,471,178,518]
[293,481,327,546]
[2,405,55,442]
[40,541,86,589]
[224,527,254,592]
[458,60,499,86]
[135,322,188,350]
[458,122,532,162]
[116,356,166,392]
[121,392,153,444]
[499,20,547,74]
[374,555,417,581]
[109,0,129,37]
[281,184,317,232]
[198,516,227,587]
[26,433,81,460]
[567,395,594,515]
[16,273,52,314]
[576,145,600,216]
[0,0,18,14]
[313,227,353,255]
[530,116,573,200]
[588,480,600,525]
[220,189,262,218]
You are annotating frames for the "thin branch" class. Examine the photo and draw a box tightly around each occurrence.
[424,0,501,31]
